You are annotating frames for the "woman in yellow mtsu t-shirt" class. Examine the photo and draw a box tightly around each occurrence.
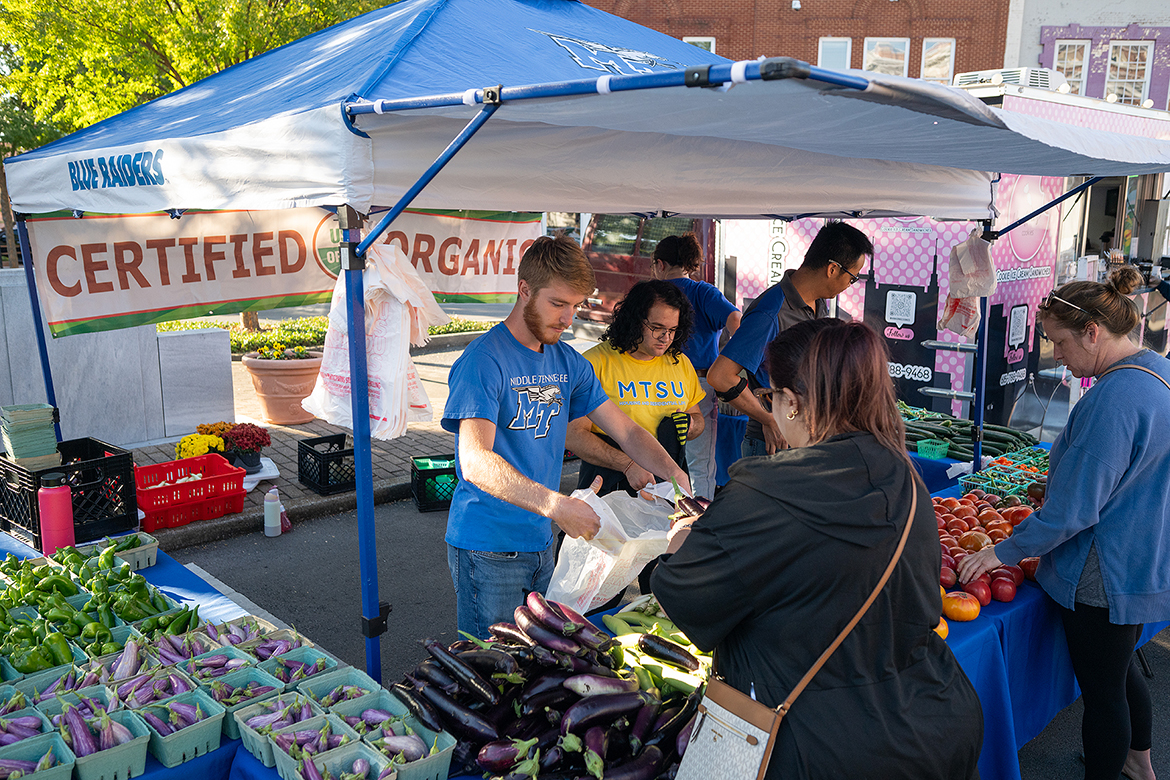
[567,280,705,496]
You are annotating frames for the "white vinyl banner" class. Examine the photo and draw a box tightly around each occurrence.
[374,209,541,303]
[26,207,541,337]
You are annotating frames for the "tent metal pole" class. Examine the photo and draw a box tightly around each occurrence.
[356,104,499,257]
[971,297,990,472]
[15,217,63,442]
[339,205,389,682]
[985,176,1102,240]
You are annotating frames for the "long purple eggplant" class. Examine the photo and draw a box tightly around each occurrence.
[644,691,701,759]
[388,682,444,734]
[420,638,499,705]
[456,648,520,676]
[637,635,699,672]
[560,691,649,735]
[373,733,428,763]
[408,678,498,742]
[515,607,584,656]
[563,673,639,697]
[628,697,662,752]
[584,725,609,777]
[526,592,582,636]
[477,737,539,774]
[603,745,665,780]
[489,622,535,647]
[520,687,579,718]
[677,711,697,757]
[520,670,573,703]
[547,600,615,651]
[413,659,460,694]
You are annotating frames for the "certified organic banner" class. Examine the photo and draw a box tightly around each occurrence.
[27,207,540,337]
[375,209,541,303]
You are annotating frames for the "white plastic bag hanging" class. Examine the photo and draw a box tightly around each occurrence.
[545,488,674,613]
[939,229,996,339]
[302,243,450,439]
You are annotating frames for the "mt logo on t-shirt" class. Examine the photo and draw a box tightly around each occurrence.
[508,382,565,438]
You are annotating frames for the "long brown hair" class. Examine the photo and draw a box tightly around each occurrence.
[768,320,908,462]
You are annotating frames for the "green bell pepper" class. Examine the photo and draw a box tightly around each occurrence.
[42,632,73,666]
[80,622,113,645]
[10,647,53,674]
[97,545,117,571]
[36,575,78,597]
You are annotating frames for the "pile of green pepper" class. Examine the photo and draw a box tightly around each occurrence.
[0,608,76,674]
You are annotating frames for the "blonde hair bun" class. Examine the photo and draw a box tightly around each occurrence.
[1108,265,1144,297]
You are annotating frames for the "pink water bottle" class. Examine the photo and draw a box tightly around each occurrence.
[38,472,75,554]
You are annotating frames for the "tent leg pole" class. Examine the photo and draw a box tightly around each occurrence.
[16,217,62,442]
[341,207,385,682]
[971,297,989,472]
[356,103,499,256]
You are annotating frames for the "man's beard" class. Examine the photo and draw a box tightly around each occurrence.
[523,297,561,345]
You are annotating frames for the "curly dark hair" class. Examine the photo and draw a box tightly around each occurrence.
[603,280,694,363]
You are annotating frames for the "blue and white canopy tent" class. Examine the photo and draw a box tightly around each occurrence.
[8,0,1170,679]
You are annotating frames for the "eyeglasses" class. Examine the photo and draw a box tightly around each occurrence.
[1038,292,1093,317]
[643,321,678,339]
[831,260,861,285]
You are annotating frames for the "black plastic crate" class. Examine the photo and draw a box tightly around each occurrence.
[0,438,138,551]
[298,434,356,496]
[410,454,457,512]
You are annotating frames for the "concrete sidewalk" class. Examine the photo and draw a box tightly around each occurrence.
[139,334,473,551]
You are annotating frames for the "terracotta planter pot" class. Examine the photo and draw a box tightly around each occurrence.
[241,351,323,425]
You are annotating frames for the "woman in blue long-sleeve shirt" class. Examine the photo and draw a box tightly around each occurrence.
[960,266,1170,780]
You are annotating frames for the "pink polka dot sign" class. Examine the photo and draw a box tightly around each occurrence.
[1005,176,1053,262]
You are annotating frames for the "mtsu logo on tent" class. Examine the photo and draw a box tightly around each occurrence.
[532,30,684,75]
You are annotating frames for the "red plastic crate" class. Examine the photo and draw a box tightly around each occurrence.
[135,454,246,531]
[141,489,247,531]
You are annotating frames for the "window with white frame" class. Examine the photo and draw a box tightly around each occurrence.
[863,38,909,77]
[1053,40,1089,95]
[683,37,715,54]
[818,38,852,70]
[921,38,955,84]
[1105,41,1153,105]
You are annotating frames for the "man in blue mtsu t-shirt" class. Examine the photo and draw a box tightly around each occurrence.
[443,234,691,637]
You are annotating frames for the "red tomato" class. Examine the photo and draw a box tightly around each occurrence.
[1020,557,1040,581]
[946,521,971,537]
[977,509,1004,525]
[942,591,981,621]
[982,493,1002,505]
[952,506,978,520]
[990,577,1017,602]
[962,579,992,607]
[941,553,956,570]
[939,497,961,511]
[1000,564,1025,586]
[957,498,976,508]
[957,530,993,552]
[940,566,958,588]
[965,490,985,500]
[1003,507,1034,526]
[950,550,968,564]
[937,516,948,531]
[986,528,1008,544]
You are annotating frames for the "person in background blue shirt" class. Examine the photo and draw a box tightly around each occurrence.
[960,266,1170,780]
[442,234,690,638]
[707,221,873,457]
[651,233,740,498]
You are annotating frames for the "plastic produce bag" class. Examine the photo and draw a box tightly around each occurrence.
[546,488,673,613]
[939,229,996,338]
[302,243,450,439]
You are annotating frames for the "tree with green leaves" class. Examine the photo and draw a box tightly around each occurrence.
[0,0,385,269]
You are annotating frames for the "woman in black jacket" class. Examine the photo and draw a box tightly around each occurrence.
[652,319,982,779]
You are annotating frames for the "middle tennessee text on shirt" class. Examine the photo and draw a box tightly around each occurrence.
[509,373,570,386]
[618,380,690,400]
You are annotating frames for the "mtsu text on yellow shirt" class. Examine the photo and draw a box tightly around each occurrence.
[583,342,705,437]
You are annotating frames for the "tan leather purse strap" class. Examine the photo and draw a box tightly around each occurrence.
[777,480,919,716]
[1096,364,1170,392]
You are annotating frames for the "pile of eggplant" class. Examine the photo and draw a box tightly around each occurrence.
[389,592,702,780]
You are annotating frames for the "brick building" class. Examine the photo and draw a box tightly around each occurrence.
[587,0,1013,84]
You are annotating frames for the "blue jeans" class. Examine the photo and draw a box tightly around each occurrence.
[741,435,768,459]
[447,539,557,638]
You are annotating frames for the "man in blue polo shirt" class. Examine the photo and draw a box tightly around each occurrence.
[707,222,873,457]
[442,234,691,637]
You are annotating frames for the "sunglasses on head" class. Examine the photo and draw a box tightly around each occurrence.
[1038,291,1092,317]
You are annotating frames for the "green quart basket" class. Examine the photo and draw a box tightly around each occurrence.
[916,438,950,460]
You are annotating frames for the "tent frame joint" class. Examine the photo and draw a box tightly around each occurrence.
[482,84,503,105]
[361,601,392,638]
[685,65,713,88]
[760,57,811,81]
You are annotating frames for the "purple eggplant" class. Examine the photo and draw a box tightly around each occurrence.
[62,702,97,757]
[515,607,584,656]
[603,745,665,780]
[560,691,649,735]
[456,648,520,676]
[421,638,498,705]
[547,600,615,651]
[636,635,699,672]
[388,682,444,734]
[374,733,428,763]
[521,670,574,703]
[477,737,538,774]
[410,679,499,742]
[413,659,460,694]
[526,591,583,636]
[645,691,700,758]
[584,725,609,776]
[490,622,535,647]
[564,673,639,697]
[628,697,662,753]
[677,711,697,757]
[0,758,37,774]
[520,687,579,718]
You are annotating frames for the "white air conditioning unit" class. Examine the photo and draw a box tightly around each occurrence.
[953,68,1069,91]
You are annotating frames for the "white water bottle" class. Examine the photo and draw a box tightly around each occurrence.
[264,488,282,537]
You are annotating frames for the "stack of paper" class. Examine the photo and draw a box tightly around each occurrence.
[1,404,59,467]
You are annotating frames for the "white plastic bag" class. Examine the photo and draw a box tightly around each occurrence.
[302,243,449,439]
[938,294,981,339]
[939,229,996,339]
[546,488,673,614]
